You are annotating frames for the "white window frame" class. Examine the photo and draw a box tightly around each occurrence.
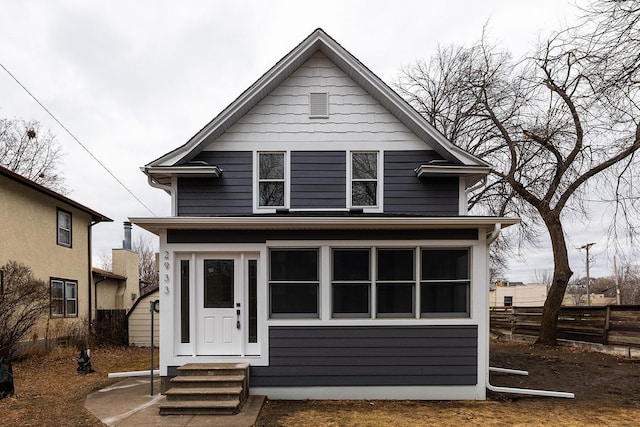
[347,150,383,213]
[253,151,290,213]
[57,208,72,247]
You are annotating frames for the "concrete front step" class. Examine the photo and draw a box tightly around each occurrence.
[159,399,241,416]
[177,363,248,376]
[165,386,243,401]
[170,374,245,388]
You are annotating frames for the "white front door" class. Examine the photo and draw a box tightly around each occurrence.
[196,254,243,355]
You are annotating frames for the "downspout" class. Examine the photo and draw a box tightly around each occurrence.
[485,223,574,399]
[88,220,98,332]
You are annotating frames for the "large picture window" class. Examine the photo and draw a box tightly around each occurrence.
[269,249,319,318]
[57,208,72,247]
[258,152,286,208]
[50,278,78,318]
[332,249,370,317]
[420,249,470,317]
[351,152,378,207]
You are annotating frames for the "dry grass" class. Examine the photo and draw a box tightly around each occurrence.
[257,341,640,427]
[1,345,156,427]
[2,341,639,426]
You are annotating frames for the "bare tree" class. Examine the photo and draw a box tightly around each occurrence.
[0,118,67,193]
[0,261,49,361]
[132,235,159,294]
[395,2,640,344]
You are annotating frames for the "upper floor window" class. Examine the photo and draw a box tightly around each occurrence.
[258,152,286,208]
[350,151,380,209]
[50,278,78,318]
[57,208,72,247]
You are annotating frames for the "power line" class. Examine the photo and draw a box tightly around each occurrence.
[0,63,157,216]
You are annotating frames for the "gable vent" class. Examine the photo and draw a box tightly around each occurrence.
[309,92,329,118]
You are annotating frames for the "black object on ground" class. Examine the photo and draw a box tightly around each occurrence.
[0,360,14,399]
[77,349,95,374]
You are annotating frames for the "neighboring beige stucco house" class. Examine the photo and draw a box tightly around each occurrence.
[490,282,616,307]
[0,165,111,344]
[92,247,140,316]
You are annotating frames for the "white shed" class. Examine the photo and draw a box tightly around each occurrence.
[127,289,160,347]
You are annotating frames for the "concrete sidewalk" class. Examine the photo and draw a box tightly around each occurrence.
[85,377,265,426]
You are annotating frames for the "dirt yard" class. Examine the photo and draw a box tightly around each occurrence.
[1,341,638,426]
[1,345,156,426]
[257,340,640,426]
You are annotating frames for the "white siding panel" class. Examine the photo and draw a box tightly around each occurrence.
[128,291,160,347]
[207,52,426,149]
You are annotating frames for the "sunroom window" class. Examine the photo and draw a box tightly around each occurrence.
[258,152,286,208]
[332,249,371,317]
[420,249,470,317]
[269,249,319,318]
[376,249,415,318]
[351,152,378,207]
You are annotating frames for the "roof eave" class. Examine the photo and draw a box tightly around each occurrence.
[130,216,520,236]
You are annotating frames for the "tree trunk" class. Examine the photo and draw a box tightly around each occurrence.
[537,215,573,345]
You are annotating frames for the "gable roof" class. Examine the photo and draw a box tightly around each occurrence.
[145,28,489,170]
[0,165,112,223]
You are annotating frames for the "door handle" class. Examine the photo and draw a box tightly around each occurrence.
[236,309,241,329]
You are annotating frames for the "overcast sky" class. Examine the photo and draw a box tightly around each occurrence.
[1,0,620,282]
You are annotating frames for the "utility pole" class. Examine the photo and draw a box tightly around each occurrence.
[579,243,595,306]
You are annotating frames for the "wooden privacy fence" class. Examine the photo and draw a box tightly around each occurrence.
[490,305,640,347]
[95,309,128,346]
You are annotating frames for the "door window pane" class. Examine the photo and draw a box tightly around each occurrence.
[204,259,234,308]
[180,260,190,343]
[248,260,258,343]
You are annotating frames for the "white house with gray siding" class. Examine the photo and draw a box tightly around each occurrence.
[132,28,518,401]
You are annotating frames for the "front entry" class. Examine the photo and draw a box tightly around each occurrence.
[196,254,243,355]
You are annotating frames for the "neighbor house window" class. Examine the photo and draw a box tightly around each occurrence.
[504,296,513,307]
[332,249,371,318]
[269,249,319,318]
[50,278,78,317]
[351,152,379,207]
[376,249,415,318]
[420,249,470,317]
[258,152,286,208]
[57,208,72,247]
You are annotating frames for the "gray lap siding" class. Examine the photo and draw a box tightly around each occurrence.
[177,151,253,216]
[176,150,459,216]
[250,325,478,387]
[384,151,459,215]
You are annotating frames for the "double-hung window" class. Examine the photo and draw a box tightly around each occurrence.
[50,278,78,318]
[350,151,379,208]
[376,249,415,317]
[57,209,72,247]
[258,152,286,208]
[420,249,470,317]
[269,249,319,318]
[332,249,371,317]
